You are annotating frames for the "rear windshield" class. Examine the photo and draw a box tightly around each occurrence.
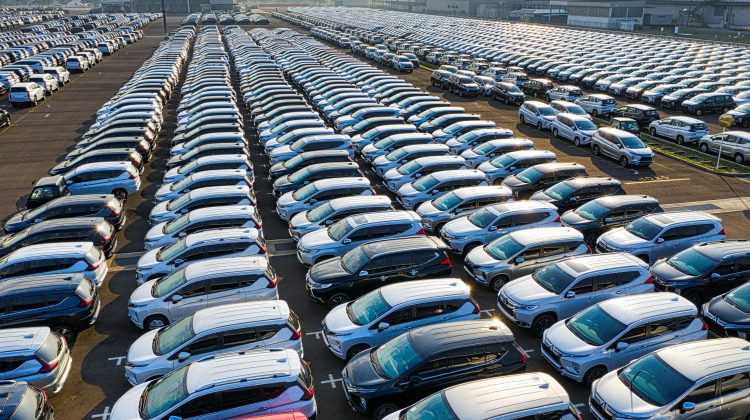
[36,333,61,363]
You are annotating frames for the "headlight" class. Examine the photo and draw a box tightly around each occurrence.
[562,359,580,373]
[519,304,539,311]
[312,282,333,289]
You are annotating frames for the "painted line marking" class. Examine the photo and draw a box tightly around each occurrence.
[306,330,323,340]
[92,406,111,420]
[663,196,750,215]
[108,356,127,366]
[321,373,343,389]
[623,177,690,185]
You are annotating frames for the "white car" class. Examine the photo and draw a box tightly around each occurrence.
[648,116,708,144]
[8,82,45,106]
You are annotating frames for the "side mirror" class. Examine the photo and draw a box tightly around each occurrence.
[488,225,497,232]
[304,180,310,185]
[454,208,463,213]
[377,322,390,331]
[514,257,525,264]
[65,179,73,185]
[656,237,665,244]
[569,197,577,202]
[508,166,516,171]
[179,208,188,214]
[711,272,721,279]
[33,218,43,224]
[171,294,183,303]
[565,290,576,299]
[342,238,351,244]
[604,217,613,223]
[615,341,629,351]
[325,219,333,225]
[178,232,187,238]
[617,144,623,148]
[309,199,317,204]
[174,258,184,266]
[359,270,368,277]
[415,173,422,178]
[177,351,190,362]
[681,402,696,413]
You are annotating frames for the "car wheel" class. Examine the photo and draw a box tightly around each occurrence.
[536,121,543,131]
[531,314,556,337]
[592,144,600,156]
[584,366,607,387]
[374,403,399,420]
[327,292,351,309]
[723,107,730,113]
[519,114,525,124]
[699,143,709,153]
[620,156,629,167]
[696,108,703,116]
[32,98,38,106]
[552,128,559,138]
[113,188,128,201]
[346,344,369,361]
[145,315,169,331]
[490,275,508,293]
[504,97,510,105]
[735,153,745,164]
[52,324,77,344]
[649,127,657,136]
[592,109,599,117]
[574,137,581,146]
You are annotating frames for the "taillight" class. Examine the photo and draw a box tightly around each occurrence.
[645,276,654,284]
[41,389,48,402]
[702,319,709,331]
[259,244,267,254]
[586,246,592,253]
[291,327,302,340]
[416,228,425,235]
[471,299,481,314]
[516,345,527,364]
[38,358,58,373]
[553,216,561,223]
[78,295,94,307]
[87,261,100,271]
[719,228,726,235]
[439,256,451,266]
[301,386,314,400]
[128,171,137,179]
[267,275,277,288]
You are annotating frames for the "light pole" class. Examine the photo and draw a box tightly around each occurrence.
[161,0,168,36]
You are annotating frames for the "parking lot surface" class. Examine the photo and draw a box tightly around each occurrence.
[1,13,748,420]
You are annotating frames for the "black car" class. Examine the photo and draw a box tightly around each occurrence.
[502,162,588,200]
[0,108,9,127]
[305,236,452,308]
[703,281,750,338]
[721,103,750,128]
[25,176,69,209]
[560,194,662,245]
[529,177,626,212]
[491,81,525,105]
[0,217,116,258]
[652,241,750,305]
[430,69,452,89]
[0,273,100,342]
[660,88,710,110]
[342,319,527,418]
[273,162,361,196]
[341,116,405,136]
[611,104,660,127]
[65,136,153,162]
[0,381,53,419]
[50,148,144,176]
[521,78,554,98]
[269,150,353,179]
[4,194,125,234]
[682,93,735,116]
[445,74,480,98]
[610,117,641,135]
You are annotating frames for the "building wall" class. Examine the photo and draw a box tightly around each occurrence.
[424,0,470,15]
[130,0,208,13]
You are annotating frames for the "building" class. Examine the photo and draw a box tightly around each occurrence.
[565,0,646,28]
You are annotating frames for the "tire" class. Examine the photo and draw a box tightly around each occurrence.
[531,314,556,337]
[327,292,351,309]
[699,143,709,153]
[592,144,600,156]
[552,128,559,138]
[735,153,745,164]
[490,275,508,293]
[346,344,369,361]
[374,403,399,420]
[504,97,510,105]
[52,324,77,344]
[620,156,629,167]
[676,135,684,145]
[145,315,169,331]
[32,98,38,106]
[592,109,598,117]
[113,188,128,201]
[536,121,543,131]
[649,127,657,136]
[435,223,446,234]
[682,289,704,306]
[573,137,581,146]
[584,366,607,388]
[462,242,481,257]
[519,114,525,124]
[696,108,703,116]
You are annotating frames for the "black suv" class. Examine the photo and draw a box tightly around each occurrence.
[25,176,69,209]
[682,92,735,116]
[273,162,362,196]
[652,241,750,305]
[4,194,125,234]
[342,319,527,419]
[491,81,525,105]
[305,236,452,308]
[445,74,480,98]
[0,381,53,419]
[560,194,662,245]
[611,104,661,127]
[703,281,750,338]
[521,78,554,98]
[269,150,353,179]
[430,69,452,89]
[530,177,626,212]
[0,217,116,258]
[0,273,100,342]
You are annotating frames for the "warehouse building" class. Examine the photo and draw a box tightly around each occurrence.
[100,0,238,13]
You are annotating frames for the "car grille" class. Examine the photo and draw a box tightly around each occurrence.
[497,292,516,316]
[542,341,561,366]
[703,314,728,337]
[590,398,614,420]
[638,156,653,163]
[596,243,610,253]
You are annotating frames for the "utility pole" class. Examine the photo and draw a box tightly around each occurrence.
[161,0,168,35]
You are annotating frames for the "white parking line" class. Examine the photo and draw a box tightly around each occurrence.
[306,330,323,340]
[623,177,690,185]
[91,406,111,420]
[321,373,343,389]
[108,356,127,366]
[663,196,750,215]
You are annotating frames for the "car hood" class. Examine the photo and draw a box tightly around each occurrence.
[309,258,349,283]
[346,349,389,388]
[707,296,750,325]
[383,168,402,180]
[126,329,159,367]
[466,245,498,266]
[324,303,360,334]
[461,149,480,159]
[290,211,314,230]
[560,210,595,227]
[530,190,555,202]
[4,212,26,230]
[443,217,481,236]
[162,167,181,182]
[154,183,174,200]
[269,145,293,158]
[397,183,418,197]
[277,191,298,207]
[298,228,335,251]
[593,373,658,417]
[650,260,696,283]
[372,155,390,166]
[416,201,444,217]
[599,228,649,248]
[109,382,148,420]
[544,321,598,356]
[501,174,525,187]
[149,201,170,219]
[129,280,157,306]
[503,275,556,304]
[137,249,160,271]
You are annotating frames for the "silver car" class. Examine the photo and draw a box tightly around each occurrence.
[699,130,750,164]
[276,177,374,221]
[288,195,393,241]
[382,155,467,192]
[0,327,72,394]
[371,144,450,176]
[477,150,558,184]
[591,127,654,167]
[542,292,705,386]
[396,169,488,210]
[460,138,535,168]
[416,185,513,232]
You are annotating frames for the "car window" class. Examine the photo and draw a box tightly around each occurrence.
[519,246,541,260]
[616,271,642,285]
[170,394,216,418]
[619,325,647,344]
[209,278,238,293]
[570,277,594,294]
[592,274,618,290]
[542,244,567,258]
[720,372,750,396]
[222,330,258,347]
[414,303,448,321]
[178,281,207,298]
[383,308,414,325]
[184,335,220,356]
[682,380,718,404]
[390,253,414,268]
[219,387,268,411]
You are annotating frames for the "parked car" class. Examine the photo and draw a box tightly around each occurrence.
[529,176,625,211]
[681,92,735,115]
[591,127,654,167]
[611,104,660,127]
[501,162,588,199]
[0,217,117,258]
[550,113,598,146]
[8,82,44,107]
[518,100,557,130]
[0,381,54,419]
[648,116,708,145]
[288,195,393,241]
[276,177,373,221]
[699,131,750,164]
[0,327,71,394]
[575,94,617,117]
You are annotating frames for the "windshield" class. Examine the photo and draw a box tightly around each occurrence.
[398,160,422,175]
[328,219,354,241]
[152,269,188,298]
[170,175,195,192]
[306,202,335,223]
[539,107,557,116]
[177,160,198,174]
[619,354,692,407]
[433,192,462,211]
[141,365,190,418]
[575,120,597,130]
[413,175,440,192]
[164,213,190,235]
[515,167,544,183]
[621,136,646,148]
[485,235,524,260]
[533,263,575,294]
[566,305,626,346]
[288,167,311,183]
[283,154,304,169]
[154,314,194,355]
[568,106,587,115]
[292,184,319,201]
[341,246,369,273]
[544,181,576,200]
[667,248,717,276]
[490,154,516,169]
[373,333,424,379]
[156,238,187,262]
[386,148,409,161]
[725,283,750,314]
[166,193,191,211]
[467,207,497,228]
[403,392,458,420]
[625,218,662,241]
[347,290,392,325]
[473,142,496,156]
[0,230,27,249]
[506,85,522,93]
[574,200,611,220]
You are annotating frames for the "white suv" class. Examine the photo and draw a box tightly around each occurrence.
[9,82,45,106]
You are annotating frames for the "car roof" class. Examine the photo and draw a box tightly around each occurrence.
[600,292,696,325]
[444,373,569,418]
[312,177,370,188]
[658,338,750,381]
[503,149,557,160]
[185,255,268,280]
[560,176,620,188]
[192,300,289,334]
[725,131,750,139]
[185,227,258,247]
[670,116,704,123]
[187,349,300,394]
[328,195,391,210]
[527,162,586,173]
[410,319,514,355]
[0,381,29,416]
[0,327,50,354]
[558,113,591,121]
[429,169,485,181]
[594,194,658,208]
[70,161,135,173]
[187,205,255,222]
[380,278,470,305]
[188,185,251,199]
[7,241,94,262]
[25,217,103,233]
[362,235,447,256]
[693,240,750,259]
[348,210,418,226]
[559,252,647,276]
[488,200,558,214]
[185,169,246,181]
[510,226,583,244]
[0,273,84,296]
[450,185,511,199]
[645,211,720,227]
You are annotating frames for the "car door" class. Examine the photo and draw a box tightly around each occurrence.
[205,277,243,307]
[164,392,219,420]
[171,333,221,369]
[511,246,544,277]
[610,324,650,367]
[374,306,415,342]
[215,387,270,418]
[357,254,397,291]
[560,277,596,318]
[718,372,750,419]
[168,280,209,320]
[674,380,720,419]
